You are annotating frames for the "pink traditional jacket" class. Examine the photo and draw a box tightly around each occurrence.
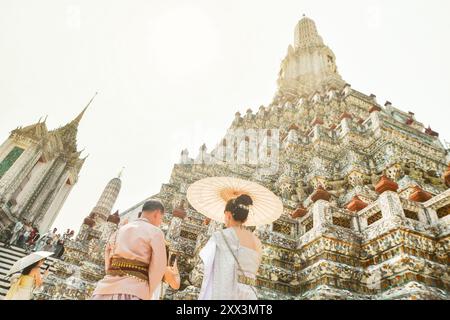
[92,218,167,300]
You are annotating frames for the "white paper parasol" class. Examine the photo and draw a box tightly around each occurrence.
[6,251,54,276]
[186,176,283,226]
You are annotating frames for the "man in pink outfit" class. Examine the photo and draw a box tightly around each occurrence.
[91,200,167,300]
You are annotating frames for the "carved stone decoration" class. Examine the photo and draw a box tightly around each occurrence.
[409,186,433,203]
[82,213,95,228]
[369,105,382,113]
[291,205,308,219]
[311,185,331,203]
[346,195,368,212]
[173,204,187,219]
[106,211,120,225]
[339,112,352,120]
[444,164,450,188]
[424,127,439,137]
[375,175,399,194]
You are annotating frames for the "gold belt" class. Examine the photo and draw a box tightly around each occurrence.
[107,257,149,282]
[238,275,257,286]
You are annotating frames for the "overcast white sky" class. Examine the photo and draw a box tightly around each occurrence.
[1,0,449,233]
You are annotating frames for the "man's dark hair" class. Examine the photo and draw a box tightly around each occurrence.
[142,200,165,214]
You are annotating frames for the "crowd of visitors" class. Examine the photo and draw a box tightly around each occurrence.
[0,219,74,258]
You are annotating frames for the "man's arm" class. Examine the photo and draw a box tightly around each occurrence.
[148,230,167,297]
[164,262,181,290]
[104,242,112,272]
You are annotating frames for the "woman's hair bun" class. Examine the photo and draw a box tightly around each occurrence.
[235,194,253,206]
[224,194,253,223]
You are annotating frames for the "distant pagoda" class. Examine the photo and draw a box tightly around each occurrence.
[34,173,122,300]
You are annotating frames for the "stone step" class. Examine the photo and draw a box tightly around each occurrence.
[0,266,9,275]
[0,252,58,265]
[0,252,24,264]
[0,247,28,260]
[0,265,56,276]
[0,262,17,271]
[0,280,9,289]
[0,242,58,299]
[0,242,28,253]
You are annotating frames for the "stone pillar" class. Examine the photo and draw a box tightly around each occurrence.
[76,223,92,242]
[32,164,69,223]
[179,149,189,164]
[15,158,57,215]
[12,158,48,210]
[37,173,73,233]
[167,216,183,241]
[0,139,14,161]
[100,220,119,243]
[340,118,351,136]
[23,159,67,223]
[369,110,382,138]
[311,199,330,230]
[425,207,440,225]
[377,191,405,220]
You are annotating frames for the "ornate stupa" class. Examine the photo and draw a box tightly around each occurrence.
[120,16,449,300]
[28,15,449,301]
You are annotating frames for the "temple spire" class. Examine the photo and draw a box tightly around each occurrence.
[51,92,98,153]
[118,167,124,179]
[277,16,345,98]
[71,92,98,127]
[294,15,324,48]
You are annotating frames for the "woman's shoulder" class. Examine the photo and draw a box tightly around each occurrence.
[210,229,230,244]
[212,228,235,239]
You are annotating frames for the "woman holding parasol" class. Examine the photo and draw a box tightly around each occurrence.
[186,177,283,300]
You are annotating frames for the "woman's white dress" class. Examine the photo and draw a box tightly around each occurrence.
[199,228,260,300]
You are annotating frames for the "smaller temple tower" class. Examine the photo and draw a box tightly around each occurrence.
[77,170,123,244]
[89,170,122,225]
[0,93,97,232]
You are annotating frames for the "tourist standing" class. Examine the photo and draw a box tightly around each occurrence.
[25,227,39,252]
[42,238,54,252]
[17,222,32,248]
[1,223,13,247]
[33,229,51,252]
[9,219,24,247]
[54,238,65,259]
[50,234,60,252]
[91,200,167,300]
